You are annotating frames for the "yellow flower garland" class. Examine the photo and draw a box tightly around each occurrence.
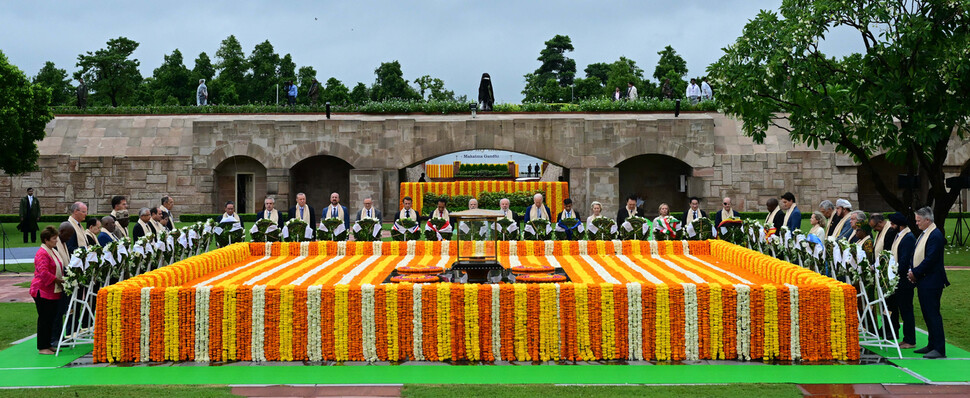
[436,283,451,361]
[574,283,593,360]
[386,284,399,361]
[335,284,349,361]
[513,284,529,361]
[223,286,237,361]
[280,285,294,361]
[539,284,560,361]
[709,283,724,360]
[600,283,615,360]
[829,285,846,360]
[463,284,480,361]
[763,285,778,360]
[164,286,179,360]
[655,284,671,361]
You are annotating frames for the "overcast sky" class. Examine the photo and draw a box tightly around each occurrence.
[1,0,862,103]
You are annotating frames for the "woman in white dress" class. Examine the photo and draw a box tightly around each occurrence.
[809,211,826,240]
[586,201,603,226]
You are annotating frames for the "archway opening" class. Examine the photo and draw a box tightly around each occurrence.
[214,156,267,214]
[616,154,692,218]
[289,155,354,212]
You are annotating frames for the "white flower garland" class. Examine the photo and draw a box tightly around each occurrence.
[406,240,416,256]
[648,240,659,256]
[578,240,587,255]
[627,282,643,360]
[735,284,751,360]
[337,241,347,256]
[251,285,266,362]
[544,240,554,256]
[441,240,450,256]
[681,240,691,255]
[194,286,210,362]
[787,284,801,360]
[508,241,522,269]
[611,240,623,254]
[300,241,309,256]
[140,287,151,362]
[361,284,377,362]
[684,283,699,360]
[372,241,382,256]
[491,284,502,361]
[412,283,424,361]
[307,285,322,361]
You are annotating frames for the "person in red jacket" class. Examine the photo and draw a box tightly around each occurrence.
[29,226,65,355]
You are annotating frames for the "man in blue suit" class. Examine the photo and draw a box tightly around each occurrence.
[780,192,801,232]
[524,193,552,222]
[322,192,350,230]
[907,207,950,359]
[888,212,916,348]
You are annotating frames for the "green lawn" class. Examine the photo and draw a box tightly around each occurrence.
[913,270,970,350]
[0,303,34,347]
[402,384,801,398]
[0,386,237,398]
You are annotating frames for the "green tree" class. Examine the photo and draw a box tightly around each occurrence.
[192,52,215,83]
[0,51,53,174]
[297,66,317,104]
[75,37,142,106]
[371,61,420,101]
[522,35,577,102]
[349,82,370,104]
[707,0,970,226]
[323,77,351,105]
[149,49,192,105]
[246,40,280,103]
[32,61,74,106]
[213,35,247,105]
[573,77,604,100]
[653,45,688,82]
[278,54,296,83]
[584,62,611,86]
[414,75,454,101]
[605,56,647,98]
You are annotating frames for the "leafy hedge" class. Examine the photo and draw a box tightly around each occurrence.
[420,189,544,217]
[51,98,718,115]
[455,163,512,178]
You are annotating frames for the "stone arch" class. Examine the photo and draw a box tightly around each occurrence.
[288,155,355,212]
[279,141,363,170]
[213,155,267,214]
[208,142,276,170]
[616,154,694,218]
[610,141,711,169]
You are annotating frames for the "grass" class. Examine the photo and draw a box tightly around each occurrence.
[401,384,801,398]
[0,303,35,347]
[913,269,970,350]
[0,385,237,397]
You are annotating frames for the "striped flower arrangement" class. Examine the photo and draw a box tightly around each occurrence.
[93,240,858,363]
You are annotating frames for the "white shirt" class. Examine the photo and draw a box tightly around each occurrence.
[687,83,701,98]
[700,82,713,98]
[27,195,33,206]
[627,86,638,100]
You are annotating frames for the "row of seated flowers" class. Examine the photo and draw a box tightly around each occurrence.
[93,240,857,363]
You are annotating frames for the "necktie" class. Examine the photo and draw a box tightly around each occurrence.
[300,207,304,218]
[406,209,410,218]
[694,211,698,219]
[331,207,336,218]
[368,209,372,218]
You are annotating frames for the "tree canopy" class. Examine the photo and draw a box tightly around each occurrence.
[708,0,970,225]
[76,37,142,106]
[0,51,53,174]
[32,61,74,106]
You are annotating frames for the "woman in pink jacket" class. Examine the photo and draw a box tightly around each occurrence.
[29,226,64,354]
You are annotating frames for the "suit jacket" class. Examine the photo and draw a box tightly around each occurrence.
[895,231,916,289]
[256,209,285,229]
[784,206,802,231]
[319,205,350,230]
[912,228,949,289]
[98,231,120,246]
[132,222,157,241]
[394,208,420,222]
[826,214,843,236]
[714,209,740,227]
[837,219,853,240]
[289,205,318,229]
[356,208,383,222]
[682,209,708,223]
[18,195,41,232]
[524,204,552,222]
[162,208,175,230]
[30,247,62,300]
[616,207,642,226]
[767,210,784,230]
[66,234,83,253]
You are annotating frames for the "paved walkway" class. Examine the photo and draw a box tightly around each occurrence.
[0,275,32,303]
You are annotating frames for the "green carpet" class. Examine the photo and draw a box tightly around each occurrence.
[863,330,970,359]
[889,359,970,383]
[0,363,920,387]
[0,338,90,370]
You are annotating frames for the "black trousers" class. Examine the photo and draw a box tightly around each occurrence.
[23,230,36,243]
[889,286,916,345]
[33,294,58,350]
[918,287,946,354]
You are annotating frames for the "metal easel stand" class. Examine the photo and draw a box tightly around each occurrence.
[56,278,98,356]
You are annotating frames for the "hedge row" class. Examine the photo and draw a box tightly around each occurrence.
[50,98,718,116]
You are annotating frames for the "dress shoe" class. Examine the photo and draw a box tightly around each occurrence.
[923,350,946,359]
[914,346,932,354]
[898,342,916,349]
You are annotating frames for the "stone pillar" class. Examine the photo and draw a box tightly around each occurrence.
[350,169,384,220]
[570,168,620,217]
[382,169,400,221]
[265,168,290,210]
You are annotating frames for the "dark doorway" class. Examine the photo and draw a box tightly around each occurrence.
[214,156,267,214]
[289,155,354,212]
[616,154,692,218]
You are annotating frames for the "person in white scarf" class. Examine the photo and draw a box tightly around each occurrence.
[98,216,121,246]
[395,196,418,222]
[257,196,283,228]
[222,201,244,228]
[524,193,551,222]
[682,196,707,224]
[906,207,949,359]
[498,198,516,222]
[65,201,88,252]
[132,208,157,241]
[586,201,604,225]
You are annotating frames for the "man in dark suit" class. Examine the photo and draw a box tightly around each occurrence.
[616,195,641,226]
[356,198,383,221]
[257,196,284,229]
[764,198,784,230]
[321,192,350,230]
[160,195,176,231]
[132,208,157,241]
[524,193,552,222]
[907,207,950,359]
[888,213,916,348]
[713,197,740,228]
[780,192,802,232]
[682,196,708,224]
[288,193,318,228]
[18,187,41,243]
